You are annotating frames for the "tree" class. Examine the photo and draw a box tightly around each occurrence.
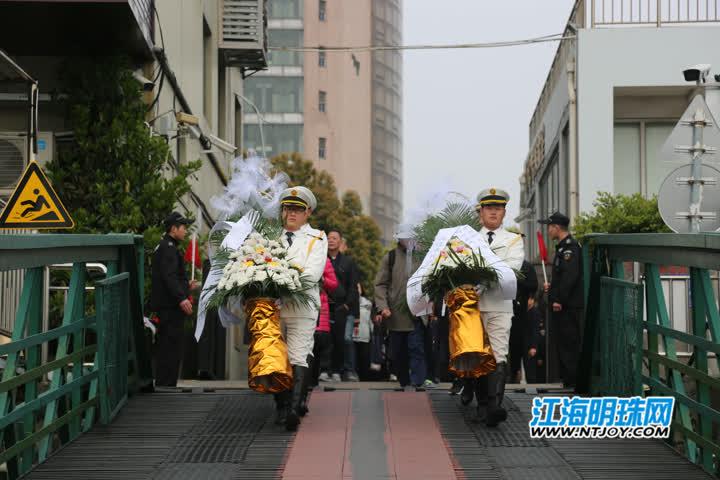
[46,56,201,294]
[271,154,383,294]
[573,192,670,241]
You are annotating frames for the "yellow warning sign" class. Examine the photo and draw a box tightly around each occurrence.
[0,162,74,229]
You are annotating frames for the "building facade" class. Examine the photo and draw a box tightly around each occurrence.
[243,0,402,242]
[517,0,720,260]
[0,0,268,378]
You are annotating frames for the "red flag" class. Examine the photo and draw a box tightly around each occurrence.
[537,230,548,263]
[184,238,202,269]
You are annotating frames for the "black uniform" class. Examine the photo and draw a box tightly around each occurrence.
[328,253,360,375]
[150,234,190,387]
[548,235,583,387]
[510,260,538,380]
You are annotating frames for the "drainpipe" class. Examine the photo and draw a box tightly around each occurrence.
[153,47,228,186]
[567,60,579,223]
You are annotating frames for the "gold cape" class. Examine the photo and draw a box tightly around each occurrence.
[446,286,496,378]
[244,298,293,393]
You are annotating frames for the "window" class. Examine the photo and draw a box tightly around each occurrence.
[244,76,304,113]
[612,121,675,196]
[234,98,243,155]
[269,0,303,19]
[613,124,641,195]
[318,137,327,159]
[319,0,327,21]
[244,124,303,156]
[318,91,326,113]
[318,47,326,67]
[202,17,212,126]
[268,30,304,67]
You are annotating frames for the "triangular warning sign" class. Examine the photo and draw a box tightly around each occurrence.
[0,162,74,229]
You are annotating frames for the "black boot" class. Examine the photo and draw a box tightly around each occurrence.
[299,354,313,417]
[474,375,489,422]
[460,378,476,406]
[486,362,508,427]
[274,391,290,425]
[286,365,307,431]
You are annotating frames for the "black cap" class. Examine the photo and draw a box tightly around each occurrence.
[163,211,192,228]
[538,211,570,227]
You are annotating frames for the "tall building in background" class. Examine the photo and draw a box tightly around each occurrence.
[370,0,403,242]
[244,0,402,243]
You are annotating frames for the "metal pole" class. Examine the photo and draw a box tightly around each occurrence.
[235,93,267,157]
[689,107,706,233]
[657,0,662,26]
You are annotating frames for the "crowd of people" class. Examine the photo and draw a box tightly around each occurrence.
[149,183,583,431]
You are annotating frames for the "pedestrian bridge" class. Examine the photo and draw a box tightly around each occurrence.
[0,233,718,479]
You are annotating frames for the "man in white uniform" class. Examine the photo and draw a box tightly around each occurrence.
[277,186,328,431]
[468,188,524,426]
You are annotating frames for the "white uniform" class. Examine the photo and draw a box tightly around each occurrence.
[281,223,328,367]
[479,226,524,364]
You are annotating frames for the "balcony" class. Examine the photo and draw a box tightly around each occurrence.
[590,0,720,27]
[219,0,268,74]
[0,0,154,59]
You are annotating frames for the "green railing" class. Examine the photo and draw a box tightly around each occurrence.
[580,233,720,475]
[0,234,152,478]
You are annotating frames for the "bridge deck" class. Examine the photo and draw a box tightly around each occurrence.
[24,386,712,480]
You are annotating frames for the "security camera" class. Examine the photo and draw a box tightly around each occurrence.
[683,64,712,83]
[132,72,155,91]
[207,134,237,154]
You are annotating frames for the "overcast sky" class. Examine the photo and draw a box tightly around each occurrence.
[402,0,575,224]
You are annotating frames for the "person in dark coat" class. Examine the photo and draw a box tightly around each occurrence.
[150,212,194,387]
[327,229,361,382]
[196,256,226,380]
[509,259,538,382]
[539,212,584,388]
[524,295,545,383]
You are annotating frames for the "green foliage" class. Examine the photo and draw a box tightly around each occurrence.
[573,192,670,241]
[270,153,383,295]
[45,57,201,299]
[413,202,481,255]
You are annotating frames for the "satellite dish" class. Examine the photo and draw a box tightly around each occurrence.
[658,163,720,233]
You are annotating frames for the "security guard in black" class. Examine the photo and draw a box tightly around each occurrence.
[539,211,583,388]
[151,211,193,387]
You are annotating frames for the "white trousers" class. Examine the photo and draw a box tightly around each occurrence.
[481,311,512,364]
[282,316,316,367]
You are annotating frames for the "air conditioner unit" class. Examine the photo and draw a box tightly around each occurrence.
[0,132,54,198]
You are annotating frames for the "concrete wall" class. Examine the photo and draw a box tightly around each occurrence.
[302,0,373,211]
[577,26,720,212]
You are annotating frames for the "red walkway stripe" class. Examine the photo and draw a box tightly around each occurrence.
[383,392,456,480]
[282,391,353,479]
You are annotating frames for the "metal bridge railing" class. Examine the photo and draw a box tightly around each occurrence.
[0,234,151,479]
[591,0,720,27]
[580,233,720,475]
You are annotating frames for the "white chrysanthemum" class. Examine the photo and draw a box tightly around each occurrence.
[255,270,268,282]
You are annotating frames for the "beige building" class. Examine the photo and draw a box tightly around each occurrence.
[243,0,402,242]
[0,0,265,233]
[0,0,268,378]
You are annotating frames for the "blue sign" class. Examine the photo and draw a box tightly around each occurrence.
[38,139,46,151]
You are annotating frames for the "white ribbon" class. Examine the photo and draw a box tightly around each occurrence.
[406,225,517,316]
[194,212,256,341]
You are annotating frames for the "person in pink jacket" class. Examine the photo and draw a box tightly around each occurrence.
[313,258,340,385]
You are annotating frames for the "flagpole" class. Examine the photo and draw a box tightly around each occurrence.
[191,204,201,283]
[540,260,548,285]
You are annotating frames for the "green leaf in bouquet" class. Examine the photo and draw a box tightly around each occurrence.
[413,201,480,256]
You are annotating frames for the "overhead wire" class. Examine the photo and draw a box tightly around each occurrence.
[269,33,572,53]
